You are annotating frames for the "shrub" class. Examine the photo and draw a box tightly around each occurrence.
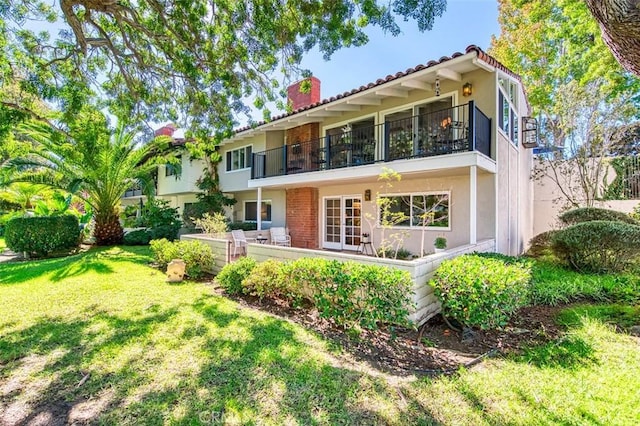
[136,199,182,240]
[552,220,640,273]
[5,215,80,257]
[192,212,228,237]
[285,258,414,329]
[123,229,151,245]
[241,259,295,300]
[431,254,531,329]
[228,222,257,231]
[216,256,256,294]
[559,207,639,227]
[149,238,214,279]
[525,230,559,258]
[376,247,413,260]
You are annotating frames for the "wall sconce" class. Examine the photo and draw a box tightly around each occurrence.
[435,78,440,97]
[462,82,473,97]
[364,189,371,201]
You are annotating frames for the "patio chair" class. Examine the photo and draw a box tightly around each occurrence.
[231,229,256,256]
[269,227,291,247]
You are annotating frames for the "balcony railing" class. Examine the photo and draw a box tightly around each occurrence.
[251,101,491,179]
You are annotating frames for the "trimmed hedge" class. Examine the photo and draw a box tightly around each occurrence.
[216,257,414,329]
[123,229,151,245]
[5,215,80,256]
[552,220,640,273]
[559,207,639,227]
[431,254,531,329]
[525,230,558,258]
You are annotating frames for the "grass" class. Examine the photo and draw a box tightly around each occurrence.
[0,237,5,251]
[1,247,639,425]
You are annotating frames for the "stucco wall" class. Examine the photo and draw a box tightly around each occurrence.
[157,154,206,196]
[180,234,230,274]
[229,189,287,228]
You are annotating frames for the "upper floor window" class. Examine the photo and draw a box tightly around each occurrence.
[166,155,181,177]
[499,78,519,145]
[226,145,252,172]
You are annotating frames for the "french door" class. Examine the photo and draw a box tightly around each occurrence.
[323,196,362,250]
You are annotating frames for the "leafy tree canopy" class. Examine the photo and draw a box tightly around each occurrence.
[1,0,447,149]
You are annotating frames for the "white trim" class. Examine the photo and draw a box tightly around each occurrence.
[321,194,363,251]
[494,71,500,253]
[377,191,452,231]
[320,113,378,138]
[470,165,477,244]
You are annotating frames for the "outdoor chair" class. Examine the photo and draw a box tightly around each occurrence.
[231,229,256,256]
[269,227,291,247]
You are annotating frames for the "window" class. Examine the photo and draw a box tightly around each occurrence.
[379,192,450,229]
[244,200,272,222]
[226,145,252,171]
[498,78,519,145]
[166,155,181,177]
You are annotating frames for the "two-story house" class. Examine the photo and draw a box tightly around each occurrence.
[158,45,537,256]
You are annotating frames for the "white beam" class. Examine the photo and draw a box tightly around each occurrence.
[326,104,362,112]
[400,80,433,91]
[305,110,342,118]
[436,68,462,82]
[375,88,409,98]
[257,187,262,231]
[347,97,381,106]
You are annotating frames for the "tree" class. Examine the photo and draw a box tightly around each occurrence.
[1,0,447,146]
[584,0,640,77]
[490,0,640,208]
[6,110,178,245]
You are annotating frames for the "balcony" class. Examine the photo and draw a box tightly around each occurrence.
[251,101,491,180]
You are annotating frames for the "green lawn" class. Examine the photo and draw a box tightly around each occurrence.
[0,237,5,251]
[1,247,639,425]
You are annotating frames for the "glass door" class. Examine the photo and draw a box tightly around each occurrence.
[323,196,362,251]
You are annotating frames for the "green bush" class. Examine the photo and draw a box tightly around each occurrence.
[552,221,640,273]
[123,229,151,245]
[149,238,214,279]
[241,259,295,301]
[285,258,414,329]
[137,199,182,240]
[525,230,558,258]
[431,254,531,329]
[216,256,256,294]
[559,207,639,227]
[376,247,413,260]
[4,215,80,257]
[228,222,257,231]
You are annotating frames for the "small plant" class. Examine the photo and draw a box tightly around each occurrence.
[192,212,228,237]
[431,254,532,329]
[149,238,214,279]
[434,236,447,250]
[216,256,256,294]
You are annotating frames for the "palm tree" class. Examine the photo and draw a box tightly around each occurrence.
[6,116,178,245]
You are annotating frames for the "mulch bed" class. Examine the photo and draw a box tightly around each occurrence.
[213,285,565,376]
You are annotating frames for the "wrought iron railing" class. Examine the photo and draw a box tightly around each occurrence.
[251,101,492,179]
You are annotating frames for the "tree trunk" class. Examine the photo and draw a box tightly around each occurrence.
[94,213,124,245]
[585,0,640,77]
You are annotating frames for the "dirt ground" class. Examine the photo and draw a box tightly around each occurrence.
[220,288,565,377]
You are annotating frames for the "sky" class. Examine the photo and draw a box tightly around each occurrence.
[296,0,500,106]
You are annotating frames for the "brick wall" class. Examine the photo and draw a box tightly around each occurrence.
[287,77,321,111]
[286,187,319,248]
[285,123,320,172]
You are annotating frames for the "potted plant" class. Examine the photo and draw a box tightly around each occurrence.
[434,236,447,253]
[361,232,370,243]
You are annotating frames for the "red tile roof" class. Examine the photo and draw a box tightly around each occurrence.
[234,45,522,134]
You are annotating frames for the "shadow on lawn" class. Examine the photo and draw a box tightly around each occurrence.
[0,295,446,425]
[0,246,152,285]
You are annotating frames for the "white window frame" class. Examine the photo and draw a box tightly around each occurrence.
[377,191,451,231]
[498,74,520,147]
[243,199,272,223]
[226,144,253,173]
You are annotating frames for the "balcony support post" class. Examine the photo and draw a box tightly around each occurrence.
[468,100,476,152]
[470,165,477,245]
[257,187,262,231]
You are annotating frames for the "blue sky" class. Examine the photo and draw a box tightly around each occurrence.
[298,0,500,102]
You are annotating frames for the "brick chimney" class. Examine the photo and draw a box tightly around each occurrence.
[154,124,176,137]
[287,77,321,111]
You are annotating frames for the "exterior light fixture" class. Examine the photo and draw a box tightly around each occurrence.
[462,82,473,97]
[435,78,440,97]
[364,189,371,201]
